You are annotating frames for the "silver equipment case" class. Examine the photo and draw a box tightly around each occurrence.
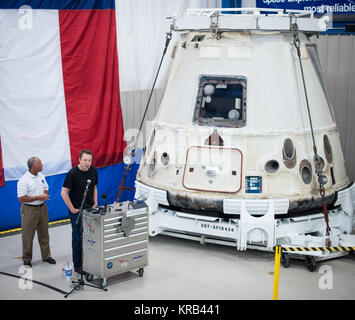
[82,201,148,288]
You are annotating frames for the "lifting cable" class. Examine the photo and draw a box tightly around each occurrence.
[116,26,173,203]
[291,21,331,245]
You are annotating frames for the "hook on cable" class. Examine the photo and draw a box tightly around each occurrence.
[291,22,301,57]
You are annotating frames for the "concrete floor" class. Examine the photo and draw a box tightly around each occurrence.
[0,223,355,300]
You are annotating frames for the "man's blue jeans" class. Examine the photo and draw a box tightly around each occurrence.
[69,211,82,272]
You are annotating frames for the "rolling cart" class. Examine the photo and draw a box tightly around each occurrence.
[82,200,148,288]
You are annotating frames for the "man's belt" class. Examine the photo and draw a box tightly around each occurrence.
[23,202,45,208]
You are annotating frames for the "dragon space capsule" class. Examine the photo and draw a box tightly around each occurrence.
[133,8,355,255]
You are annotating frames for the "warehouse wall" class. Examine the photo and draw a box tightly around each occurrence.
[313,34,355,181]
[120,34,355,181]
[118,0,221,147]
[120,87,164,148]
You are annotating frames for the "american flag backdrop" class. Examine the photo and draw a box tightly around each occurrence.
[0,0,128,231]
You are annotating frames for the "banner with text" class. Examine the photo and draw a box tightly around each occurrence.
[257,0,355,14]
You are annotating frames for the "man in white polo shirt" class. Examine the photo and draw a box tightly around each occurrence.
[17,157,56,267]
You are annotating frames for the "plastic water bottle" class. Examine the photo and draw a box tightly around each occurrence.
[64,261,72,281]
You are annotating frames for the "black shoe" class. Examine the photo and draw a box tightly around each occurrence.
[43,257,56,264]
[23,261,32,268]
[74,268,87,276]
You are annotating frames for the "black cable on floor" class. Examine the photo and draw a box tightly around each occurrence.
[0,270,69,296]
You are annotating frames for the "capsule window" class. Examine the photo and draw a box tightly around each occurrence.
[313,155,325,171]
[265,160,280,174]
[191,35,205,42]
[160,152,169,166]
[194,76,247,128]
[283,139,294,160]
[283,138,296,169]
[323,135,333,164]
[299,160,312,185]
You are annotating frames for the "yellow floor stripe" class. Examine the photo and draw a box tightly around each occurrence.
[0,228,22,235]
[49,219,70,226]
[0,219,70,235]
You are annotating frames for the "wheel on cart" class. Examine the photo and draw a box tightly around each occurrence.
[138,268,144,277]
[85,273,94,282]
[305,256,317,272]
[281,253,290,268]
[99,278,108,288]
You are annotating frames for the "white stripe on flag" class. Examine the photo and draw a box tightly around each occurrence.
[0,9,72,180]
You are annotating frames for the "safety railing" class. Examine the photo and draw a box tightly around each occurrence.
[272,245,355,300]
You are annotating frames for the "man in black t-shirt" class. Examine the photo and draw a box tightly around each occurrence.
[61,149,98,274]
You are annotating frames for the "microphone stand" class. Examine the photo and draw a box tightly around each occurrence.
[64,182,107,298]
[75,182,90,226]
[102,193,107,213]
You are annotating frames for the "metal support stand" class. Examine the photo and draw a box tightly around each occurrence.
[64,274,107,298]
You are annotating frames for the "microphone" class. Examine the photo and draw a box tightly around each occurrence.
[86,179,91,189]
[76,179,92,225]
[82,179,91,197]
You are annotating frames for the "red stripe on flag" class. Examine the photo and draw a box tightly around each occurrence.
[0,138,4,187]
[59,9,126,168]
